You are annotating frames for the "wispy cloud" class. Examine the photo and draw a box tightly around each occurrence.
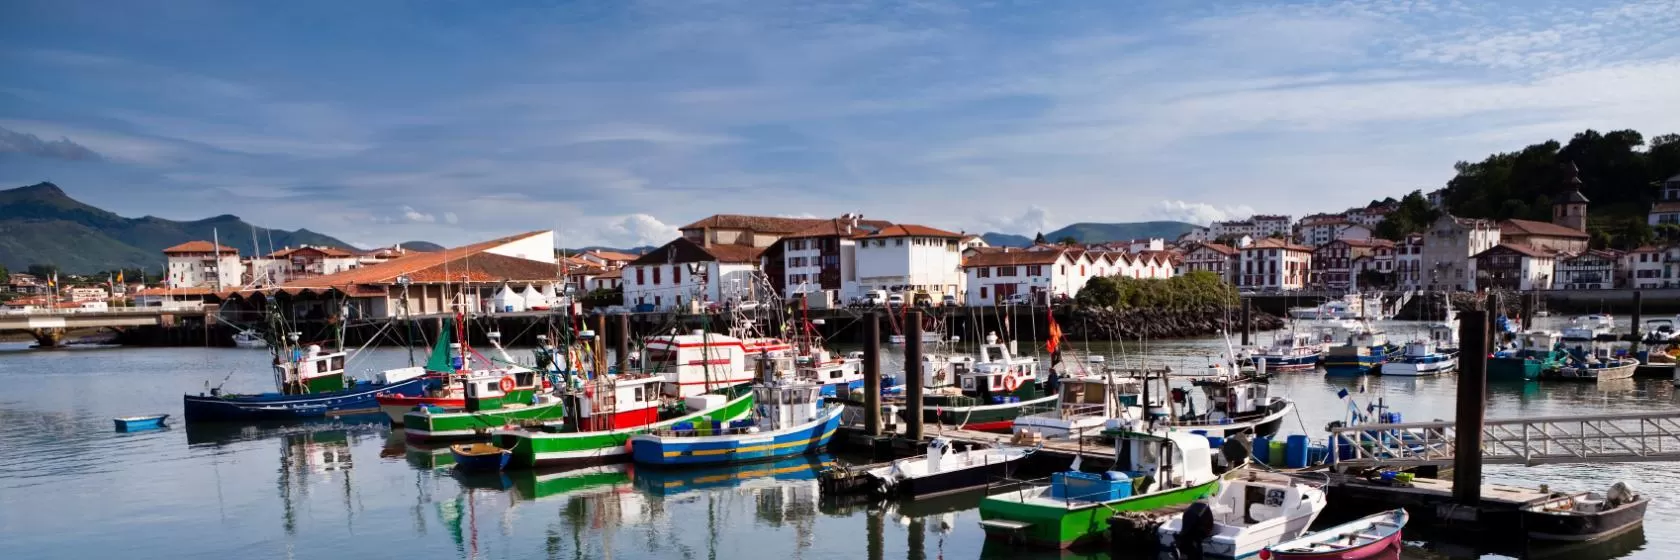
[0,125,102,161]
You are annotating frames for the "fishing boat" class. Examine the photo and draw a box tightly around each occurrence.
[863,437,1033,500]
[402,369,566,442]
[893,332,1057,432]
[978,430,1219,549]
[114,414,169,432]
[1287,299,1358,320]
[1321,345,1380,377]
[1546,355,1639,381]
[491,390,755,469]
[1013,370,1150,439]
[377,325,537,425]
[232,329,267,348]
[1380,340,1457,377]
[1522,483,1647,542]
[450,443,512,472]
[1158,476,1328,559]
[1164,371,1295,439]
[629,381,843,467]
[1250,330,1322,372]
[641,329,790,398]
[1489,331,1564,382]
[184,333,431,422]
[1264,508,1407,559]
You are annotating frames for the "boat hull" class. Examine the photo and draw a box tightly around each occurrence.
[1545,363,1638,382]
[630,405,843,466]
[1488,357,1544,382]
[1169,400,1292,439]
[114,415,169,432]
[1322,355,1382,376]
[183,377,428,422]
[1249,352,1321,371]
[819,378,866,398]
[378,394,467,425]
[450,444,512,472]
[978,478,1219,549]
[493,393,755,469]
[919,393,1058,432]
[1524,498,1648,542]
[1382,355,1457,377]
[872,453,1028,500]
[403,399,568,442]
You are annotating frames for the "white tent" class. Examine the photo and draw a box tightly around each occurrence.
[492,284,526,313]
[521,284,548,309]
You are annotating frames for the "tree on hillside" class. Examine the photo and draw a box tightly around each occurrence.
[1373,190,1441,240]
[1057,236,1079,246]
[1441,129,1680,223]
[26,264,58,279]
[1033,232,1048,245]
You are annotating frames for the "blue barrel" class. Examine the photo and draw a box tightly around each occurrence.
[1285,435,1310,468]
[1309,444,1329,465]
[1253,436,1271,463]
[1207,436,1225,451]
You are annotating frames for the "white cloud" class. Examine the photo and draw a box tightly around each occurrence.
[1150,200,1256,226]
[981,205,1053,235]
[602,214,678,247]
[400,205,435,223]
[443,212,459,225]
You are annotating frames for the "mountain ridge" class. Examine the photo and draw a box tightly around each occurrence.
[980,221,1198,247]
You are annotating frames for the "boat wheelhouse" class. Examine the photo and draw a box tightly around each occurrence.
[1489,330,1564,382]
[893,332,1055,432]
[1162,374,1294,439]
[403,369,565,441]
[978,430,1219,549]
[1381,340,1458,377]
[1250,330,1322,371]
[642,330,792,398]
[1014,369,1151,439]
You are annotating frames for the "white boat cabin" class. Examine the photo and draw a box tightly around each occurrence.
[752,383,825,431]
[565,374,665,430]
[921,353,977,389]
[976,332,1041,380]
[275,344,347,393]
[1199,381,1272,422]
[1114,431,1216,493]
[644,330,792,398]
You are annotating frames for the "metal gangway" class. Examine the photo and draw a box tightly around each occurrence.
[1329,410,1680,467]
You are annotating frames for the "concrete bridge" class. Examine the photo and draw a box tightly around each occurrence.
[0,308,183,347]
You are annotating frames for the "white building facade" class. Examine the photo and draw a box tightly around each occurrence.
[854,225,964,300]
[1237,239,1312,291]
[164,241,243,289]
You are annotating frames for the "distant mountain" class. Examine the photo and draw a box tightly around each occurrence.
[0,182,360,273]
[979,221,1199,247]
[559,245,656,257]
[396,241,445,252]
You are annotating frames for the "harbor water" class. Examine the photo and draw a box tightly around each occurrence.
[1,318,1676,559]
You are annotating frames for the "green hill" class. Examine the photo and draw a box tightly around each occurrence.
[0,182,361,273]
[982,221,1198,247]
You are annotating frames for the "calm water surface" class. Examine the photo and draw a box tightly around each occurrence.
[1,317,1676,559]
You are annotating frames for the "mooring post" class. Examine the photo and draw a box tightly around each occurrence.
[616,313,631,374]
[907,516,926,560]
[595,313,609,375]
[1454,309,1489,506]
[1241,297,1252,347]
[1631,291,1644,354]
[863,310,883,437]
[905,309,925,442]
[866,508,885,560]
[1520,292,1534,331]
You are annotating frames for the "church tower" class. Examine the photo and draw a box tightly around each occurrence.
[1553,161,1589,232]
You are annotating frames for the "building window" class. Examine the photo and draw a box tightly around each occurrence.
[636,268,645,284]
[895,239,904,246]
[1032,265,1046,276]
[998,266,1018,277]
[977,267,990,278]
[673,267,681,285]
[979,287,988,299]
[653,267,662,284]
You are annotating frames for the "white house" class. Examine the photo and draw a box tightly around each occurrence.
[164,240,243,289]
[963,248,1083,306]
[1297,218,1372,248]
[622,238,765,311]
[1624,246,1665,289]
[249,245,361,286]
[1472,243,1556,291]
[1183,243,1238,284]
[1237,238,1313,291]
[1556,250,1619,290]
[854,224,965,301]
[1395,234,1424,289]
[1649,174,1680,227]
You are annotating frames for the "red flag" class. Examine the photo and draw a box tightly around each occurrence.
[1046,307,1063,355]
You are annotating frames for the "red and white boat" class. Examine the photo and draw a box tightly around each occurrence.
[1262,508,1407,560]
[642,330,791,398]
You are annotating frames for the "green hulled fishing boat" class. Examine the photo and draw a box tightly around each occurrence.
[1489,331,1565,382]
[403,370,566,442]
[492,389,754,469]
[978,430,1219,549]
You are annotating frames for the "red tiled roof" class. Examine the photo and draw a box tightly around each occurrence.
[629,237,765,266]
[267,246,354,258]
[133,286,219,297]
[596,268,623,279]
[853,224,963,239]
[1188,243,1238,256]
[162,241,239,255]
[268,231,553,288]
[963,249,1067,267]
[1245,238,1312,252]
[785,219,878,239]
[1650,201,1680,213]
[585,249,640,261]
[1500,219,1589,239]
[1474,243,1558,259]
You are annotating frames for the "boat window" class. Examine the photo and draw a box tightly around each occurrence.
[330,356,344,371]
[962,376,975,389]
[635,387,644,401]
[829,370,843,380]
[989,375,1001,390]
[317,360,329,373]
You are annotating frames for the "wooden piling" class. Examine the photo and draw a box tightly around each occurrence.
[616,313,630,374]
[1241,298,1252,347]
[905,309,925,442]
[1631,291,1643,353]
[863,310,883,437]
[595,313,608,375]
[1454,309,1489,506]
[1520,292,1533,331]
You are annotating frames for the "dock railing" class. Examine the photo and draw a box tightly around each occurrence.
[1329,410,1680,467]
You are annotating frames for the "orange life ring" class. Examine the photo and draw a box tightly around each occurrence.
[498,376,516,393]
[1003,375,1022,392]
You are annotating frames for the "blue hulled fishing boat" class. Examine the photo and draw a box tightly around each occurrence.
[629,380,843,467]
[184,331,431,422]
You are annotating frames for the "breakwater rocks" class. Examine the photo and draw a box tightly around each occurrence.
[1060,305,1286,341]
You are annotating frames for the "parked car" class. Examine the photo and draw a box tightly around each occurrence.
[887,294,905,307]
[1005,293,1034,306]
[941,294,959,307]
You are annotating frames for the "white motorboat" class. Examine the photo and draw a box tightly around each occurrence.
[865,437,1033,500]
[1642,318,1678,344]
[1158,476,1328,558]
[232,329,268,348]
[1287,300,1357,320]
[1381,340,1457,377]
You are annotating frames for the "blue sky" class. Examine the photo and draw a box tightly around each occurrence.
[2,1,1677,249]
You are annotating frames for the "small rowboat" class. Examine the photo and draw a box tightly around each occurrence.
[114,414,169,432]
[450,443,512,472]
[1262,508,1407,560]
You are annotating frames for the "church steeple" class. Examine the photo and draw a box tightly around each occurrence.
[1553,161,1589,232]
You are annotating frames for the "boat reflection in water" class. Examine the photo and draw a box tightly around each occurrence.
[183,413,387,447]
